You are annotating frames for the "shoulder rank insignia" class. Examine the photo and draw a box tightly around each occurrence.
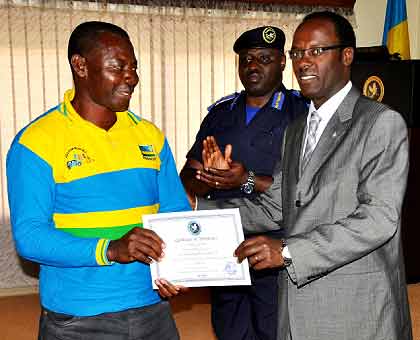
[207,92,241,112]
[291,89,301,97]
[271,91,285,110]
[290,89,310,108]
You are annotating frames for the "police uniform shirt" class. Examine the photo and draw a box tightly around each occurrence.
[187,86,308,200]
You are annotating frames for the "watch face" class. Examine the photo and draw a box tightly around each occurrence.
[284,257,292,267]
[243,183,253,194]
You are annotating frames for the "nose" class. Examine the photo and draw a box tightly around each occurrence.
[125,69,139,87]
[246,60,262,75]
[293,52,312,72]
[247,58,258,69]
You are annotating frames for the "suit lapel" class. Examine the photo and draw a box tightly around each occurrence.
[299,87,360,183]
[287,115,307,183]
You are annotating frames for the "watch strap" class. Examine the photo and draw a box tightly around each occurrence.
[241,170,255,194]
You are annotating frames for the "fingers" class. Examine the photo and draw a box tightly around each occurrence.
[234,237,262,263]
[202,142,212,169]
[251,256,279,271]
[206,136,221,154]
[224,144,232,163]
[197,161,247,189]
[154,279,190,298]
[234,236,283,269]
[109,227,165,264]
[132,228,165,261]
[203,136,220,158]
[202,136,231,170]
[196,169,229,189]
[155,279,180,298]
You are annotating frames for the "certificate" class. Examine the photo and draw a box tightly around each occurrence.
[143,208,251,288]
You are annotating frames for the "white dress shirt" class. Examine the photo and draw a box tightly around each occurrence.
[302,81,353,153]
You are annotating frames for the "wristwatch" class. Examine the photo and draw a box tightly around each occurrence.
[241,170,255,194]
[281,239,293,267]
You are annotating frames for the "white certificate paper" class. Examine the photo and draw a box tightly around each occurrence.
[143,208,251,288]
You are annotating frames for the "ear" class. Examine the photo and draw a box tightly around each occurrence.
[342,47,354,66]
[71,54,88,79]
[280,54,286,71]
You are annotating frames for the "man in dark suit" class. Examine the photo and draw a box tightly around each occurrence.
[205,11,412,340]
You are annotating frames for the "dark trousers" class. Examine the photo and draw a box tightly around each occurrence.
[38,301,179,340]
[211,267,280,340]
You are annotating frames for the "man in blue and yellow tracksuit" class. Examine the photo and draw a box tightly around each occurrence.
[7,21,190,340]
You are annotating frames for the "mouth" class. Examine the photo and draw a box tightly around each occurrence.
[298,74,317,84]
[115,88,133,98]
[246,72,261,83]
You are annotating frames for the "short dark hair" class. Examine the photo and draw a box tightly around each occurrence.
[68,21,130,63]
[301,11,356,49]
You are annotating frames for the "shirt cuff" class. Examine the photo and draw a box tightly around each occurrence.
[283,245,297,283]
[282,245,291,258]
[95,239,115,266]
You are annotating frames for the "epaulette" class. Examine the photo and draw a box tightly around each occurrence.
[207,92,241,112]
[291,89,310,108]
[291,89,302,97]
[271,91,285,110]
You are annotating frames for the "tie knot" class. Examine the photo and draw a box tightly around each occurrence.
[310,110,321,124]
[301,110,321,171]
[308,111,321,134]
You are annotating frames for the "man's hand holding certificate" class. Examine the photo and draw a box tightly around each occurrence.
[143,208,251,288]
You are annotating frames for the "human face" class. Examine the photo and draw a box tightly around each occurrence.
[82,32,139,113]
[238,48,285,100]
[291,18,353,108]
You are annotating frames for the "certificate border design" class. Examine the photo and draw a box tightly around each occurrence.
[143,209,251,287]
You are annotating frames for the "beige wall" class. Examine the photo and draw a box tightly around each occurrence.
[1,0,419,292]
[354,0,420,58]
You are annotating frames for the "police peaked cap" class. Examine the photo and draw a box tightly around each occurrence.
[233,26,286,54]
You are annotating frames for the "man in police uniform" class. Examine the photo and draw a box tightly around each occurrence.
[180,26,308,340]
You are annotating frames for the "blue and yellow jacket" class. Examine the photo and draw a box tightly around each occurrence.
[7,89,190,316]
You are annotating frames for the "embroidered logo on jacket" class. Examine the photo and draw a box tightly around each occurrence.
[65,147,94,169]
[139,145,157,160]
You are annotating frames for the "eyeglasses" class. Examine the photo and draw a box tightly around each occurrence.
[288,45,346,60]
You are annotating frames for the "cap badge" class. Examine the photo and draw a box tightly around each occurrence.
[262,27,276,44]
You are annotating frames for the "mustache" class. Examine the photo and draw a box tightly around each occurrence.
[115,85,134,93]
[245,70,261,77]
[296,65,315,77]
[296,69,316,77]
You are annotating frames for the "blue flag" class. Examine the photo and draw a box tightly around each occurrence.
[382,0,410,59]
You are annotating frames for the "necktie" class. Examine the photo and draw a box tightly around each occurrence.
[301,111,321,171]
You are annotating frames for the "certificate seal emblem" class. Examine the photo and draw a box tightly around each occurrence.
[224,261,237,275]
[187,221,201,235]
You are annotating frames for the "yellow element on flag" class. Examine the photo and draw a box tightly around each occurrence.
[387,20,410,60]
[382,0,410,60]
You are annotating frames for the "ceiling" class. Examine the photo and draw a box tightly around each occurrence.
[226,0,355,8]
